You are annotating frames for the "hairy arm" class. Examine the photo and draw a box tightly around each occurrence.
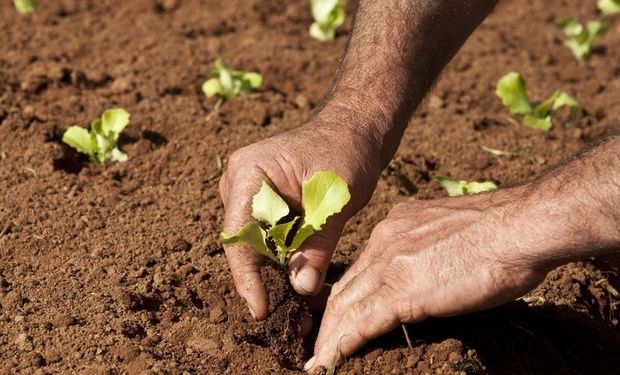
[523,135,620,267]
[319,0,499,169]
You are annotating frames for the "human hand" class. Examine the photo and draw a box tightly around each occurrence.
[306,187,553,371]
[219,110,388,320]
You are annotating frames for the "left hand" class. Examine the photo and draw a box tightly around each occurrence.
[305,186,552,371]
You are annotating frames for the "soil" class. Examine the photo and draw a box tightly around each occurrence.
[0,0,619,374]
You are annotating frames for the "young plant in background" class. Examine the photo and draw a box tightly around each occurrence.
[555,19,607,61]
[309,0,345,41]
[495,72,580,132]
[221,171,350,265]
[12,0,37,13]
[202,58,262,106]
[434,176,497,197]
[62,108,130,165]
[598,0,620,15]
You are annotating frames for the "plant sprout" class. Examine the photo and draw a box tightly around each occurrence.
[598,0,620,15]
[221,171,350,265]
[434,176,497,197]
[495,72,580,132]
[202,58,262,105]
[13,0,37,13]
[309,0,345,41]
[555,19,607,61]
[62,108,130,164]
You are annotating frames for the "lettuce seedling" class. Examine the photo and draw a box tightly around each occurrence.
[309,0,345,41]
[62,108,130,165]
[598,0,620,16]
[221,171,350,265]
[13,0,37,13]
[555,19,607,61]
[434,176,497,197]
[202,58,262,104]
[495,72,579,132]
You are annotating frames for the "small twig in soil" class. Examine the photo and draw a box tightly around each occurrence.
[402,324,413,349]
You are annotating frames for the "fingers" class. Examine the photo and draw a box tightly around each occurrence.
[306,286,400,372]
[314,260,385,351]
[220,170,269,320]
[288,218,347,296]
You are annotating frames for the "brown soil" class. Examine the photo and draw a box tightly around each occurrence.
[0,0,619,374]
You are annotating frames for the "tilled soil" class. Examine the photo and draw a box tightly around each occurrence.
[1,0,619,374]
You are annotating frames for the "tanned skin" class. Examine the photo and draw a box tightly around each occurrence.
[217,0,620,371]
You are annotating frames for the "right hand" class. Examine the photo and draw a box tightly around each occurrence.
[218,113,385,320]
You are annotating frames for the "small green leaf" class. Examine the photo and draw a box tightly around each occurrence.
[203,58,262,101]
[464,181,498,195]
[221,223,277,263]
[242,72,263,89]
[433,176,468,197]
[523,114,553,131]
[310,0,345,41]
[110,148,128,163]
[551,91,580,114]
[62,126,94,156]
[301,171,351,230]
[598,0,620,15]
[268,217,299,249]
[495,72,533,115]
[101,108,130,140]
[12,0,37,13]
[289,224,316,251]
[555,19,607,61]
[434,176,497,196]
[202,78,223,97]
[252,181,290,227]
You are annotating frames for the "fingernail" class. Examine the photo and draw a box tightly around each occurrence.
[303,356,316,372]
[296,266,321,293]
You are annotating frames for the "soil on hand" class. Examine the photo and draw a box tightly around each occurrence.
[1,0,619,374]
[233,264,309,370]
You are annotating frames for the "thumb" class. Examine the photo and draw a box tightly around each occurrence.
[287,218,347,296]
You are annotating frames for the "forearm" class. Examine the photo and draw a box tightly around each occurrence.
[513,135,620,269]
[316,0,498,167]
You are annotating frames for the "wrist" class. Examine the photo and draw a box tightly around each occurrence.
[310,98,408,171]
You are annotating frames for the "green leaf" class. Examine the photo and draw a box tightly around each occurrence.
[464,181,498,195]
[101,108,130,140]
[598,0,620,15]
[241,72,263,89]
[221,223,277,263]
[551,91,580,114]
[310,0,345,41]
[495,72,533,115]
[434,176,497,196]
[12,0,37,13]
[523,114,553,131]
[268,217,299,249]
[203,58,262,100]
[433,176,468,197]
[202,78,223,97]
[301,171,351,230]
[110,148,128,163]
[252,181,290,227]
[289,224,316,251]
[62,126,94,156]
[555,19,607,61]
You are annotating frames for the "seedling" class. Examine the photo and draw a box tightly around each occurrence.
[13,0,37,13]
[309,0,345,41]
[555,19,607,61]
[434,176,497,197]
[598,0,620,15]
[221,171,350,265]
[495,72,579,132]
[202,58,262,106]
[62,108,130,164]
